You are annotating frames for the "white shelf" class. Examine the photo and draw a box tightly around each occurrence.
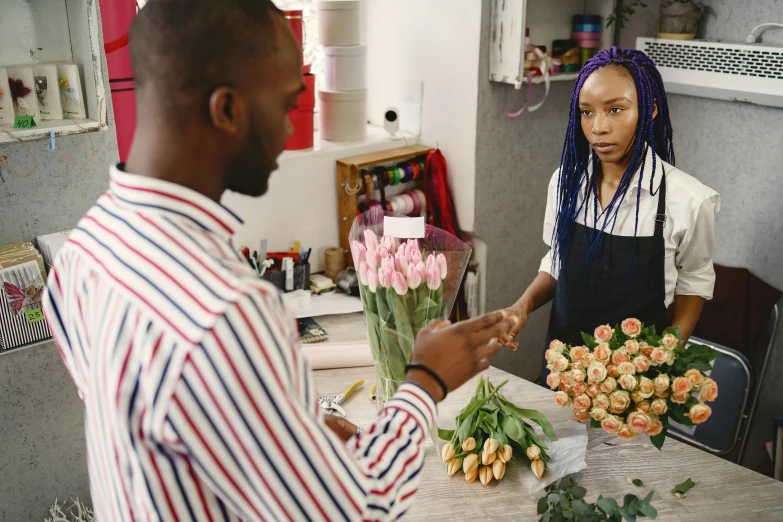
[521,72,580,84]
[0,0,108,144]
[0,118,101,144]
[279,124,419,162]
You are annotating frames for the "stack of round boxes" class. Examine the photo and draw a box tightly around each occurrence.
[317,0,367,142]
[572,14,602,66]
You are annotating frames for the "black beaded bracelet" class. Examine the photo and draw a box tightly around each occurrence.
[405,363,448,400]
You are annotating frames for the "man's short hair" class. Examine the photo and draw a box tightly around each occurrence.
[129,0,282,97]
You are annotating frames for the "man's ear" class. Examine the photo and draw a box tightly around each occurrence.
[209,87,247,135]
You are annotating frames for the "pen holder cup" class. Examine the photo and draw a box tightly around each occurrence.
[263,263,310,293]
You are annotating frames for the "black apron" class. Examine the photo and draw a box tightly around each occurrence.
[541,172,667,382]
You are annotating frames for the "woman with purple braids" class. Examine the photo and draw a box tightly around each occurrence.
[501,47,720,382]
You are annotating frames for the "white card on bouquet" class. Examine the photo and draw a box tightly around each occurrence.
[6,67,42,124]
[56,64,86,119]
[33,65,64,120]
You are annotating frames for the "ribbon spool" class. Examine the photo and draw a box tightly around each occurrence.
[324,247,345,279]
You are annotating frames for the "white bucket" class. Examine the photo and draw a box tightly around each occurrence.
[323,45,367,91]
[318,88,367,142]
[317,0,361,46]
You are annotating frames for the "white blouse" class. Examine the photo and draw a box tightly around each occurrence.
[540,147,721,307]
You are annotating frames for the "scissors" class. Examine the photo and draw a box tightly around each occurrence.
[319,379,364,417]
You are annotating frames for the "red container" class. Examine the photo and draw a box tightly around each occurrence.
[98,0,138,162]
[285,73,315,150]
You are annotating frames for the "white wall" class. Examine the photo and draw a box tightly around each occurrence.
[221,128,411,272]
[363,0,482,232]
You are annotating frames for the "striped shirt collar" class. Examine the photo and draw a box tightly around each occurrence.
[109,164,243,240]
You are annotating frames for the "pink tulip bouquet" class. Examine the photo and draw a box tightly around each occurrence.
[349,208,471,405]
[548,319,719,449]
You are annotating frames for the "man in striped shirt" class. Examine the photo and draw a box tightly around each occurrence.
[43,1,517,520]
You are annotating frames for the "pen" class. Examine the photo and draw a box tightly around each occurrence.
[250,257,260,275]
[304,248,312,264]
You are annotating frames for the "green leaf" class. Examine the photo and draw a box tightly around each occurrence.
[632,479,644,487]
[590,418,602,429]
[663,326,681,339]
[581,332,597,349]
[543,511,552,522]
[437,428,454,441]
[570,472,584,484]
[650,432,666,450]
[597,496,619,515]
[456,412,476,441]
[688,362,713,372]
[560,496,571,510]
[669,406,695,426]
[638,502,658,519]
[563,510,574,519]
[538,496,549,515]
[549,493,561,503]
[672,478,696,497]
[571,486,587,499]
[502,402,558,440]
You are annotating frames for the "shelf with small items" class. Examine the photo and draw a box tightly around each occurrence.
[0,0,108,145]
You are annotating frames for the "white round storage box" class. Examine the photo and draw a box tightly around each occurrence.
[317,0,361,46]
[318,88,367,142]
[323,45,366,91]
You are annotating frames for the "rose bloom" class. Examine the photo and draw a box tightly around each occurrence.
[554,391,571,407]
[699,378,719,402]
[587,362,608,383]
[634,355,651,373]
[590,407,608,422]
[572,368,587,383]
[571,361,584,370]
[573,409,590,422]
[618,361,636,376]
[607,364,621,379]
[545,349,561,363]
[685,369,704,388]
[637,400,652,413]
[671,390,689,404]
[594,324,614,343]
[552,355,569,372]
[560,383,573,393]
[647,417,664,436]
[600,377,618,394]
[627,411,652,433]
[638,376,655,397]
[573,382,589,395]
[583,353,597,367]
[666,351,676,365]
[546,371,561,390]
[550,339,566,353]
[661,333,679,350]
[654,387,670,399]
[650,347,670,366]
[654,374,670,392]
[672,377,693,394]
[594,393,611,410]
[601,415,622,435]
[641,345,654,358]
[621,318,643,338]
[651,398,668,415]
[574,394,592,412]
[618,424,636,441]
[570,345,589,362]
[618,374,637,391]
[612,349,631,365]
[587,384,602,398]
[631,390,646,403]
[594,343,612,363]
[625,339,640,355]
[690,403,712,424]
[609,390,631,413]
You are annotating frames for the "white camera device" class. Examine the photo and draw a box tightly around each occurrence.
[384,107,400,135]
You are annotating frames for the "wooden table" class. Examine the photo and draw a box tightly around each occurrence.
[314,365,783,521]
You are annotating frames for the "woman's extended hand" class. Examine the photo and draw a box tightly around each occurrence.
[499,302,528,350]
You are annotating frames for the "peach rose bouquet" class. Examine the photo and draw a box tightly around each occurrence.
[548,319,719,449]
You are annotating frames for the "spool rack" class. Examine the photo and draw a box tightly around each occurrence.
[336,144,433,266]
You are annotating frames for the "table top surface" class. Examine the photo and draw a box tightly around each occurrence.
[314,365,783,522]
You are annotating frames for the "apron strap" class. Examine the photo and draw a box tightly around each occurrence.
[652,165,667,307]
[654,165,667,238]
